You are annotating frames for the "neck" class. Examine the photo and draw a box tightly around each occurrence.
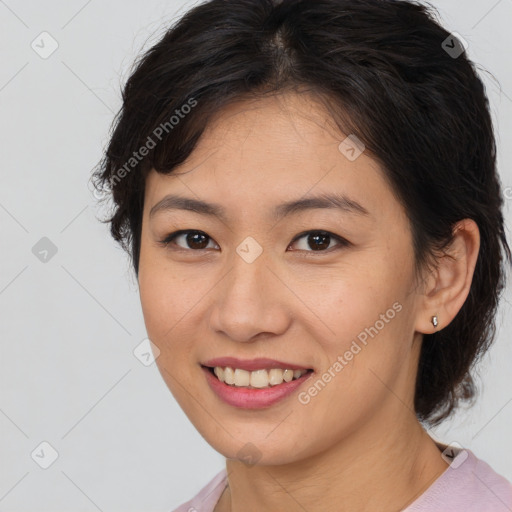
[216,408,448,512]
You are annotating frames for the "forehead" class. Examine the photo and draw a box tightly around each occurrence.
[143,93,397,223]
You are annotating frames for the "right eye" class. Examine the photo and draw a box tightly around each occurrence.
[158,230,219,251]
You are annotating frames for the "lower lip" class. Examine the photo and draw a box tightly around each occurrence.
[201,366,313,409]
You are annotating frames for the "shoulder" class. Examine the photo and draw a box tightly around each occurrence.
[405,447,512,512]
[172,468,228,512]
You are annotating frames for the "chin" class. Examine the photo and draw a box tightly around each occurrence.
[196,426,310,467]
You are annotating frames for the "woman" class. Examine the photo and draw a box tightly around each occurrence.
[92,0,512,510]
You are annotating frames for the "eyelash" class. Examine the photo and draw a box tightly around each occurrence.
[157,229,351,255]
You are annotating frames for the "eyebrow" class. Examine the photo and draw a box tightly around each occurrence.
[149,192,370,222]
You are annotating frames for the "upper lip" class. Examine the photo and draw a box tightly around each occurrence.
[201,357,312,372]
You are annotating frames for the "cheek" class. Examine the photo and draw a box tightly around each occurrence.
[139,244,191,330]
[138,271,198,404]
[138,258,215,381]
[309,251,414,390]
[296,302,412,444]
[139,272,170,337]
[319,253,409,336]
[138,264,186,357]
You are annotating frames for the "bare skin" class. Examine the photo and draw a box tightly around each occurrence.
[137,91,480,512]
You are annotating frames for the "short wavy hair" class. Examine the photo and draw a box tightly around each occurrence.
[92,0,511,426]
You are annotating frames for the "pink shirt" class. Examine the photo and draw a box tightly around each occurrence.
[173,447,512,511]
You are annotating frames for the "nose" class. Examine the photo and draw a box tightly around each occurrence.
[208,249,291,343]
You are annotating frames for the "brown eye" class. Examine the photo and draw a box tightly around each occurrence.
[160,230,218,250]
[288,230,350,252]
[159,229,350,254]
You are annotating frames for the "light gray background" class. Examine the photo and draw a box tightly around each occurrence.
[0,1,511,510]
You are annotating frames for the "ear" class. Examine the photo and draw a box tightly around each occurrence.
[415,219,480,334]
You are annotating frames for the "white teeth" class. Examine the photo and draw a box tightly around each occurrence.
[211,366,309,387]
[223,367,235,385]
[234,368,250,386]
[293,369,303,379]
[283,369,294,382]
[268,368,284,386]
[250,369,269,388]
[214,366,224,381]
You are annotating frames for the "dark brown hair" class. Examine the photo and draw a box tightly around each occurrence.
[91,0,511,426]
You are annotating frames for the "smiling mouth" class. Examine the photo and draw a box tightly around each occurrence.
[202,365,314,389]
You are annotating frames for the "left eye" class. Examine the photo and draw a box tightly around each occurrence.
[288,230,349,252]
[158,229,349,253]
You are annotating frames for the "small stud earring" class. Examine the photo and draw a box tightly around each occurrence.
[431,315,438,328]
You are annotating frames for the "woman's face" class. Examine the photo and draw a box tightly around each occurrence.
[138,92,427,465]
